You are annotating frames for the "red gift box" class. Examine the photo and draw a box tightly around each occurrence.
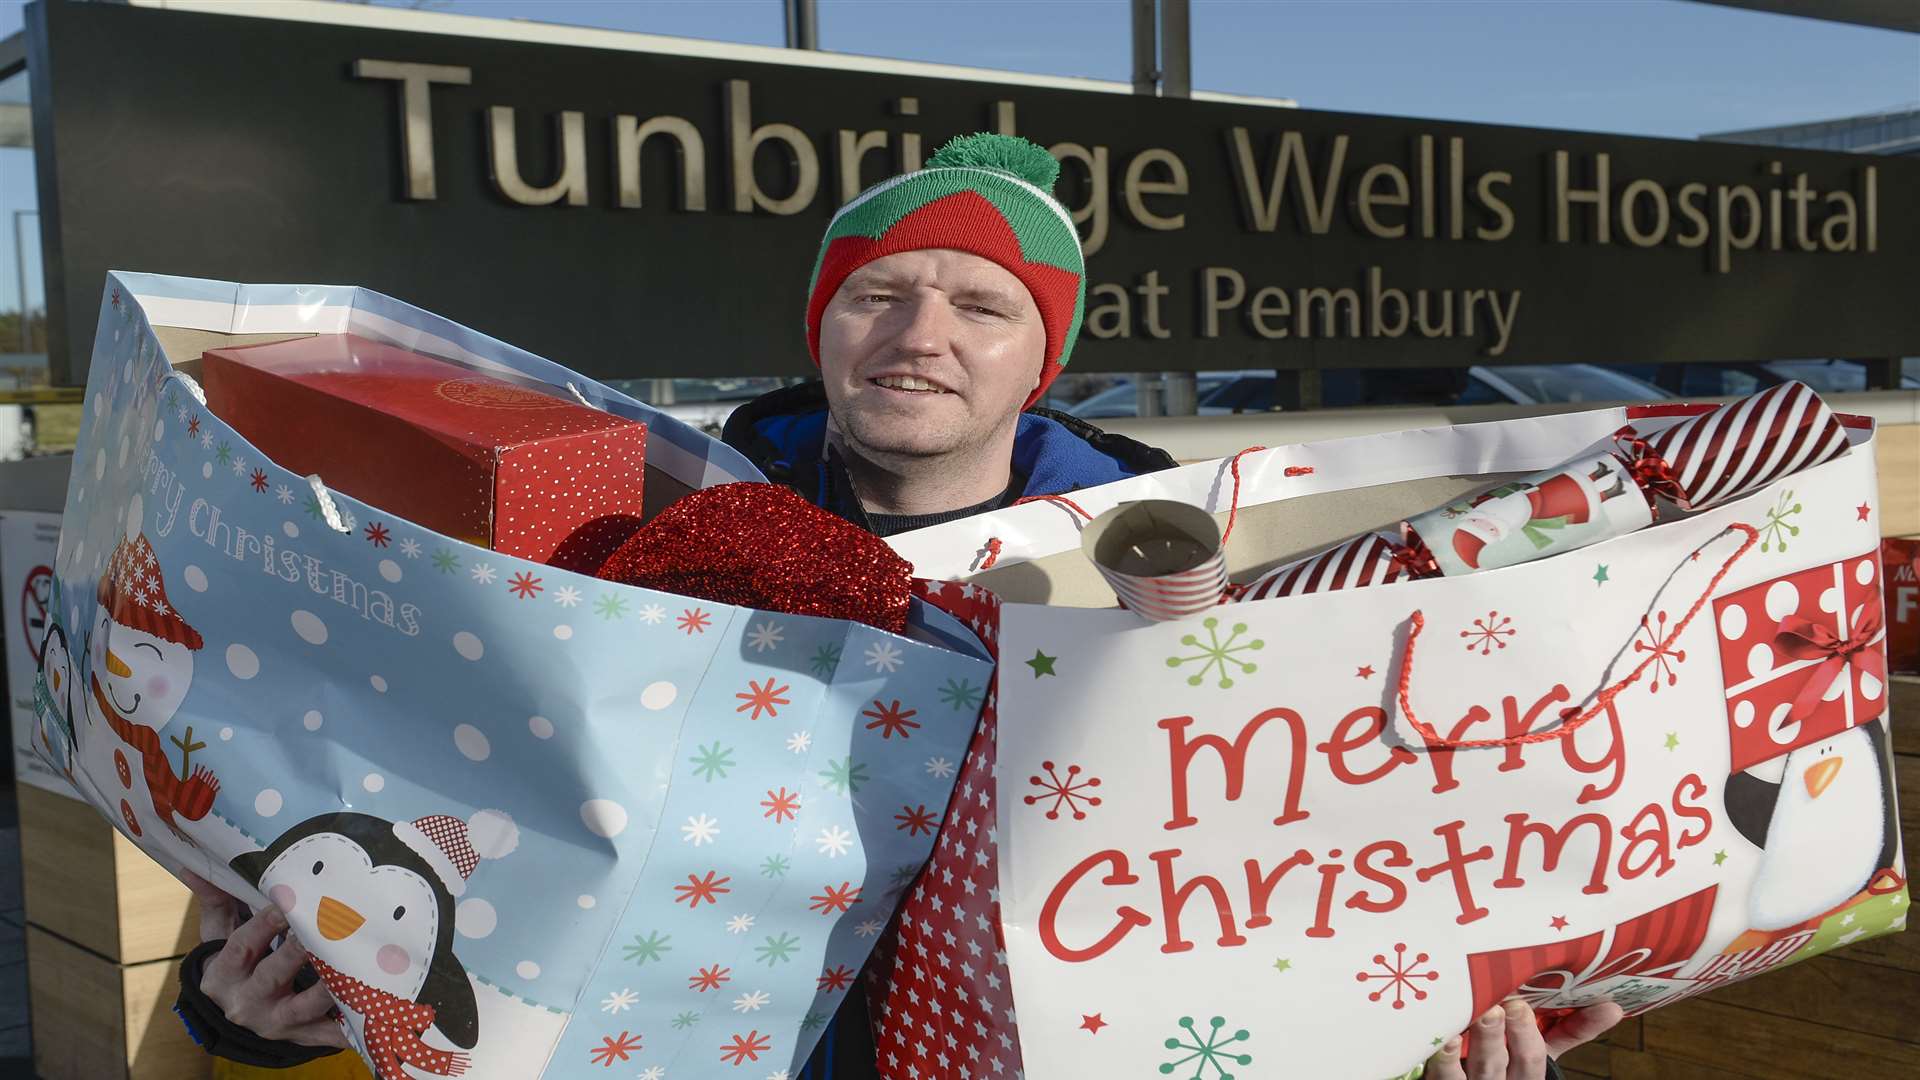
[1714,552,1889,773]
[201,334,646,571]
[1884,538,1920,675]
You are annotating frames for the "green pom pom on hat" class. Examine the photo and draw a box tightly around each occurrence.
[804,133,1086,410]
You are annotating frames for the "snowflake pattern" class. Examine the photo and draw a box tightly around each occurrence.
[853,920,885,939]
[1357,943,1439,1009]
[507,571,543,599]
[1460,611,1517,656]
[594,593,628,620]
[1760,489,1803,553]
[754,932,801,966]
[599,987,638,1014]
[894,804,938,836]
[469,562,498,585]
[398,537,421,558]
[816,965,856,993]
[622,930,671,966]
[364,522,391,548]
[690,741,736,781]
[759,854,791,878]
[673,871,731,908]
[937,677,983,711]
[589,1030,642,1066]
[1166,617,1265,688]
[1160,1016,1253,1079]
[726,914,756,935]
[681,813,721,846]
[274,483,293,504]
[861,699,921,739]
[671,1010,702,1030]
[864,641,904,673]
[761,787,802,823]
[552,585,582,607]
[736,678,791,720]
[249,468,268,493]
[639,1069,665,1080]
[732,990,771,1013]
[808,881,862,915]
[815,825,853,858]
[924,756,956,779]
[431,549,459,573]
[1633,609,1687,691]
[818,757,868,795]
[720,1031,771,1066]
[690,964,732,992]
[785,731,812,754]
[746,620,784,652]
[808,644,841,678]
[678,607,712,634]
[1026,761,1103,820]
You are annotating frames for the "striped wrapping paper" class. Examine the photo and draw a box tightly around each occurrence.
[1236,531,1418,601]
[1631,380,1850,511]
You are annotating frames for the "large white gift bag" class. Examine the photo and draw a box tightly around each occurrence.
[38,274,993,1079]
[867,405,1902,1080]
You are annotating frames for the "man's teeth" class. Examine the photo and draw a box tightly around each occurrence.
[876,376,945,393]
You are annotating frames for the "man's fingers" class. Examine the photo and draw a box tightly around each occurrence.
[273,979,340,1029]
[250,936,310,992]
[1545,1001,1625,1059]
[180,869,241,942]
[1466,1007,1509,1080]
[1423,1036,1466,1080]
[209,906,285,979]
[1501,999,1548,1080]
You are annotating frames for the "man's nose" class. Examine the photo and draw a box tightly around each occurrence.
[889,294,957,355]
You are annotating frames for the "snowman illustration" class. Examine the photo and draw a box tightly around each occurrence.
[79,533,220,844]
[233,809,517,1079]
[1721,719,1902,952]
[32,619,78,781]
[1451,459,1632,570]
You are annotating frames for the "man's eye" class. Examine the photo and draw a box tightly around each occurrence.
[857,294,893,303]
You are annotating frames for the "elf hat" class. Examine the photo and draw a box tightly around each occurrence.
[804,133,1086,410]
[394,809,519,898]
[97,535,203,650]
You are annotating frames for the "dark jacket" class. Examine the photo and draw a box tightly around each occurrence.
[720,381,1177,536]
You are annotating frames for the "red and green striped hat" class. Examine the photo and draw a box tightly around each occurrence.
[805,133,1085,409]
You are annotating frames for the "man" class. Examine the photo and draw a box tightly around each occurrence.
[175,134,1615,1080]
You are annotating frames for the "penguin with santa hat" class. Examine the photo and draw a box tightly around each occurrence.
[78,533,220,846]
[231,808,518,1080]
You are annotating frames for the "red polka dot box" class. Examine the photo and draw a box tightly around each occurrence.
[32,273,994,1079]
[878,398,1902,1079]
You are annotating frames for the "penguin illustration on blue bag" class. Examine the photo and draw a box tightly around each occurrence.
[232,809,517,1078]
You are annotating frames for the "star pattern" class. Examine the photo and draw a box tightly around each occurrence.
[865,579,1022,1080]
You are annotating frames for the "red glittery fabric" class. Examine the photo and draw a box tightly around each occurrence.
[594,482,913,634]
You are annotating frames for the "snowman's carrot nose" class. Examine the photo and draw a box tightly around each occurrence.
[1804,757,1843,800]
[105,650,132,678]
[316,896,366,941]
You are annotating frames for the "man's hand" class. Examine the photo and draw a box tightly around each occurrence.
[181,870,349,1049]
[1422,997,1625,1080]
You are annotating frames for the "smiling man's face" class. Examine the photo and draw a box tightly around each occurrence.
[817,248,1045,463]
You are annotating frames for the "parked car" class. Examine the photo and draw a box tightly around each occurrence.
[1612,358,1920,397]
[1064,364,1670,419]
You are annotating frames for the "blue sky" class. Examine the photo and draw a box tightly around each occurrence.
[2,0,1916,316]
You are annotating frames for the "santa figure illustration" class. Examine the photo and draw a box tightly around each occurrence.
[1451,459,1632,570]
[81,534,219,843]
[233,809,517,1080]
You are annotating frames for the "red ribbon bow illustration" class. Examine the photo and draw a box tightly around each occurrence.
[1772,605,1885,725]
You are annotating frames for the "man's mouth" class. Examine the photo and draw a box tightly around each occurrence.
[871,375,952,395]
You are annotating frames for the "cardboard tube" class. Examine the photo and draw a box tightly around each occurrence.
[1081,500,1228,622]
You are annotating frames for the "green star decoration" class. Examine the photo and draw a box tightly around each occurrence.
[690,741,736,781]
[593,593,627,620]
[1664,732,1680,751]
[1026,649,1057,677]
[431,549,459,573]
[621,930,671,965]
[1713,849,1729,866]
[1593,564,1609,585]
[760,854,790,878]
[1272,958,1290,973]
[755,932,801,966]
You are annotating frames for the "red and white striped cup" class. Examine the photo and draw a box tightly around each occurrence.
[1082,500,1228,622]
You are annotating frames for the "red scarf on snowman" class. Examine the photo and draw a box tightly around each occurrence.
[309,955,470,1079]
[92,672,219,829]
